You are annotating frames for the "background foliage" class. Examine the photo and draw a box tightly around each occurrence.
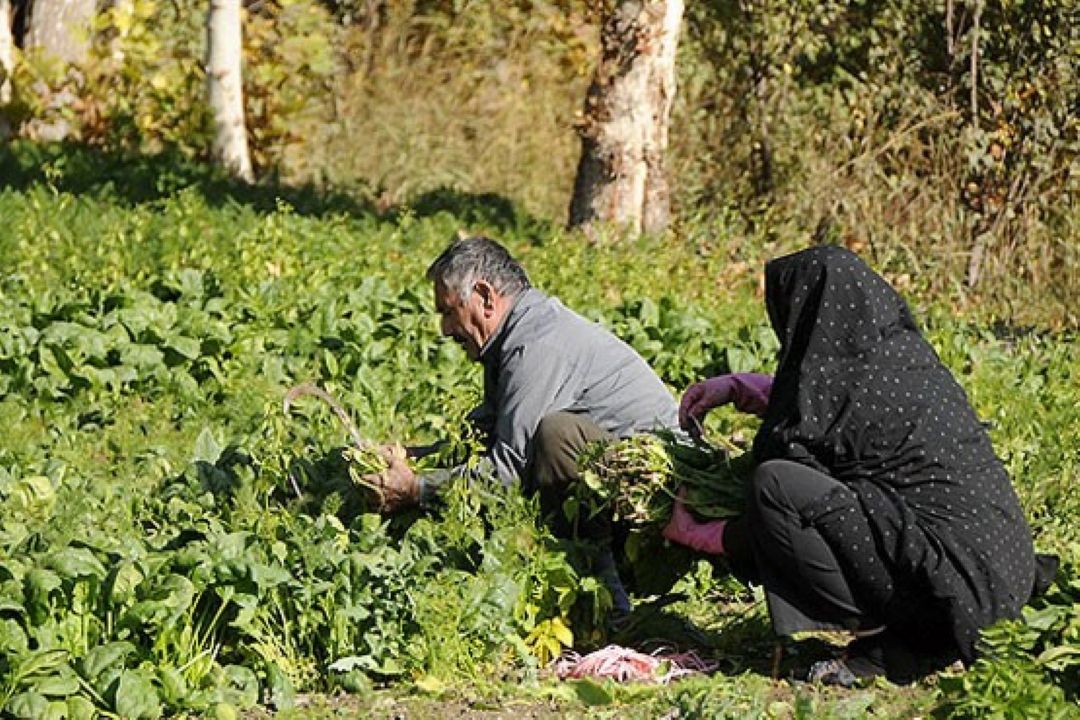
[2,0,1076,327]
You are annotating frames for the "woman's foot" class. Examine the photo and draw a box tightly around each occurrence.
[807,629,918,687]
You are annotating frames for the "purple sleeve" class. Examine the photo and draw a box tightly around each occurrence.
[729,373,773,417]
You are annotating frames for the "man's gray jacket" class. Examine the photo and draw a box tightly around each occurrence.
[423,288,678,496]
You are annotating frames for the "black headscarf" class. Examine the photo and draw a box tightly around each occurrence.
[753,246,1035,661]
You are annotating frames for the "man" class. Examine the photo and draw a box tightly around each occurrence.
[371,235,679,616]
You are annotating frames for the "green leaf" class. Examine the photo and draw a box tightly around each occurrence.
[264,661,295,710]
[376,657,405,676]
[35,669,81,697]
[115,669,162,719]
[5,692,49,719]
[107,562,145,603]
[125,574,195,626]
[10,475,56,512]
[414,675,446,695]
[247,561,292,592]
[0,596,25,616]
[725,346,756,374]
[156,666,188,705]
[193,427,223,464]
[212,703,238,720]
[165,334,201,360]
[571,677,614,706]
[121,344,165,368]
[0,618,28,654]
[37,346,67,379]
[48,547,107,580]
[16,649,68,680]
[1037,645,1080,671]
[66,696,97,720]
[328,655,372,673]
[80,642,134,682]
[548,616,574,646]
[218,665,259,707]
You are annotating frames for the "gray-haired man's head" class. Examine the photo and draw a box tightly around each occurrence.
[427,236,531,361]
[426,236,531,301]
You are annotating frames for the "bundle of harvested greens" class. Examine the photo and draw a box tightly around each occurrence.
[576,431,754,528]
[283,382,483,513]
[283,383,412,511]
[344,444,403,507]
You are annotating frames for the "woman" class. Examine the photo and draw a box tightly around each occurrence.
[665,246,1038,685]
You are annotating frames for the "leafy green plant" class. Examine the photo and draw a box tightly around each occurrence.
[938,548,1080,718]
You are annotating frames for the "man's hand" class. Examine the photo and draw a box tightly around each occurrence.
[365,444,419,513]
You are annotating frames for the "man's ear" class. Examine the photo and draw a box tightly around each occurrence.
[473,280,498,312]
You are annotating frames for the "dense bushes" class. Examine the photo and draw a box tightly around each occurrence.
[2,1,1076,327]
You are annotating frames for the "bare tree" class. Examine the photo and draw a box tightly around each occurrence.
[23,0,96,64]
[1,0,13,105]
[207,0,253,182]
[568,0,684,236]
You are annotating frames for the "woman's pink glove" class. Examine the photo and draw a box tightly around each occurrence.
[678,372,774,434]
[662,492,727,555]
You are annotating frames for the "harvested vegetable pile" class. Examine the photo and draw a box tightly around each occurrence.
[554,644,717,684]
[576,432,755,528]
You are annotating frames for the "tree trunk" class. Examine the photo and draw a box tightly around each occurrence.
[568,0,684,236]
[742,0,773,197]
[207,0,253,182]
[1,0,13,104]
[24,0,96,65]
[970,0,981,120]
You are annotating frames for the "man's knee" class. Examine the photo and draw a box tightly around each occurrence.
[527,412,605,492]
[532,412,583,459]
[535,412,609,463]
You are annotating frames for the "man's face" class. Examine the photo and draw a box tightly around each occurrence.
[433,280,491,361]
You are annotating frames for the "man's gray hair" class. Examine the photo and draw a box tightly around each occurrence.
[426,236,531,300]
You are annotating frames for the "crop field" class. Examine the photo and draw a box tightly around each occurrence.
[0,146,1077,719]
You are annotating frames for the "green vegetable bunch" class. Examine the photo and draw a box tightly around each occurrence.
[342,444,395,507]
[576,431,754,529]
[344,445,391,475]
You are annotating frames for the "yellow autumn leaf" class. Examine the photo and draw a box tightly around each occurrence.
[549,616,574,647]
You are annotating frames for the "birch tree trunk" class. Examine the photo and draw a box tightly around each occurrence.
[1,0,14,104]
[744,0,773,196]
[24,0,96,65]
[568,0,684,236]
[207,0,253,182]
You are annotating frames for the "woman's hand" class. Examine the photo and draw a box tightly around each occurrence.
[662,490,728,555]
[679,376,738,434]
[679,373,774,434]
